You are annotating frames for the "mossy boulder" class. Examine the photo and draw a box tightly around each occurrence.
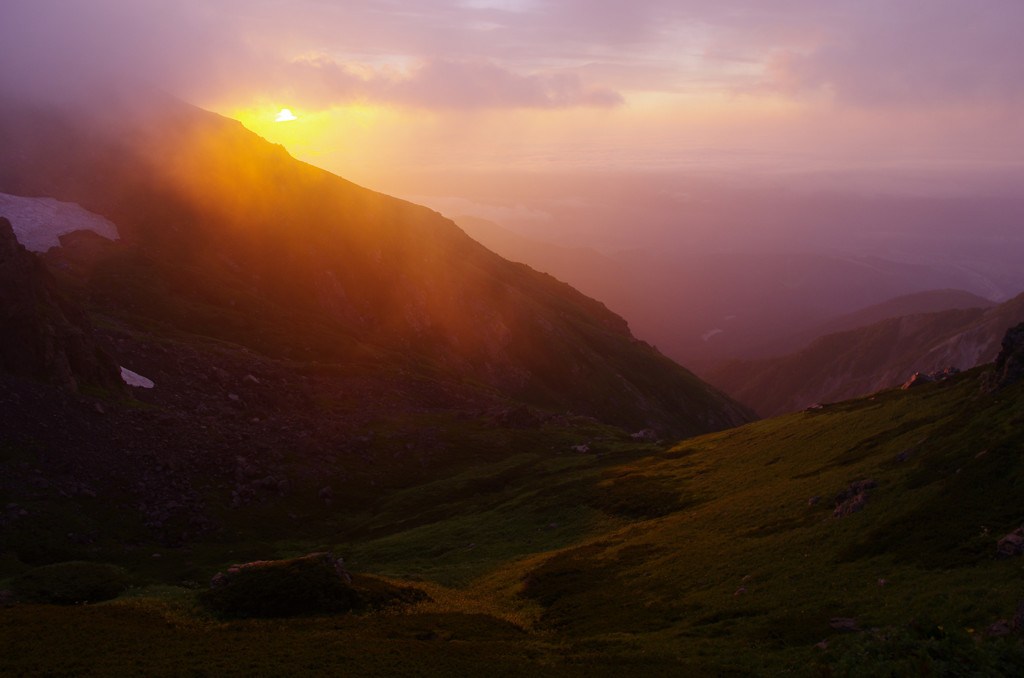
[199,553,427,619]
[11,561,131,604]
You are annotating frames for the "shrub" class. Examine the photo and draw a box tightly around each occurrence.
[823,624,1024,677]
[12,561,131,604]
[199,555,358,619]
[197,553,428,619]
[587,474,687,519]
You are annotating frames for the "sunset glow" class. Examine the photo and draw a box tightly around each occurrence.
[3,6,1024,673]
[3,2,1022,219]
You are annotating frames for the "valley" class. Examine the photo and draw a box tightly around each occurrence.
[1,96,1023,677]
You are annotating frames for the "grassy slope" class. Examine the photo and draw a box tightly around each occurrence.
[3,368,1023,676]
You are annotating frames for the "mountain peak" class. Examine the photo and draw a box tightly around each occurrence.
[0,97,752,435]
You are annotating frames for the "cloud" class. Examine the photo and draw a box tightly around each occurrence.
[720,1,1024,108]
[271,56,624,110]
[0,0,624,110]
[3,0,1023,128]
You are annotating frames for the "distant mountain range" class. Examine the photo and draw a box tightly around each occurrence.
[705,291,1024,417]
[0,94,750,436]
[457,216,1024,372]
[751,288,996,359]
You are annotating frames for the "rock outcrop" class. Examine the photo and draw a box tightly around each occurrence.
[901,366,959,390]
[0,216,123,392]
[833,479,877,518]
[984,322,1024,392]
[997,525,1024,558]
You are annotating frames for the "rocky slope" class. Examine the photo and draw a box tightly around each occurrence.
[0,94,751,436]
[706,292,1024,417]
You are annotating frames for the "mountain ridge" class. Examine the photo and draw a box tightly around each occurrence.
[0,94,752,436]
[751,288,996,359]
[706,291,1024,417]
[455,214,1021,372]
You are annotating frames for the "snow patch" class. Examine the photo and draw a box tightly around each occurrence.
[120,367,155,389]
[0,193,119,252]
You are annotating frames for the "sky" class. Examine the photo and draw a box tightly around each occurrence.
[3,1,1024,220]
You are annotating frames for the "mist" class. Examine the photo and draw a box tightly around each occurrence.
[3,0,1024,372]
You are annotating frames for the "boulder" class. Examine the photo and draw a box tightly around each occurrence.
[997,526,1024,558]
[200,552,357,618]
[834,493,869,518]
[987,620,1013,636]
[901,372,933,390]
[903,367,960,390]
[833,480,877,518]
[200,552,425,619]
[630,429,658,441]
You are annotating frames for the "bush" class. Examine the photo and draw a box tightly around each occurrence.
[199,555,358,619]
[587,474,687,519]
[823,624,1024,677]
[198,554,430,619]
[12,561,131,604]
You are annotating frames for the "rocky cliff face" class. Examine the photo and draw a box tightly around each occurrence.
[0,216,123,392]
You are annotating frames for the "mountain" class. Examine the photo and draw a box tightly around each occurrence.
[706,292,1024,417]
[0,94,750,436]
[753,288,996,358]
[455,216,1019,372]
[456,215,632,313]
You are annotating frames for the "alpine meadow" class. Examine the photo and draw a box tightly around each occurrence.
[2,2,1024,676]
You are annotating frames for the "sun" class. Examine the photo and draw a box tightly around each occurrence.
[275,108,298,122]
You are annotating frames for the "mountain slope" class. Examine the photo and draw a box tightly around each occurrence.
[752,288,995,359]
[0,95,750,436]
[3,342,1023,676]
[706,292,1024,417]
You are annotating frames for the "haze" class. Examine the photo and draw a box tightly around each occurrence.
[4,0,1024,368]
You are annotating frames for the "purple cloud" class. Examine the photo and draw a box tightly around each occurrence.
[3,0,1023,113]
[730,1,1024,107]
[0,0,625,110]
[273,57,624,110]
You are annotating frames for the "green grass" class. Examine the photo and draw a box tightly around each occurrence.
[3,369,1024,675]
